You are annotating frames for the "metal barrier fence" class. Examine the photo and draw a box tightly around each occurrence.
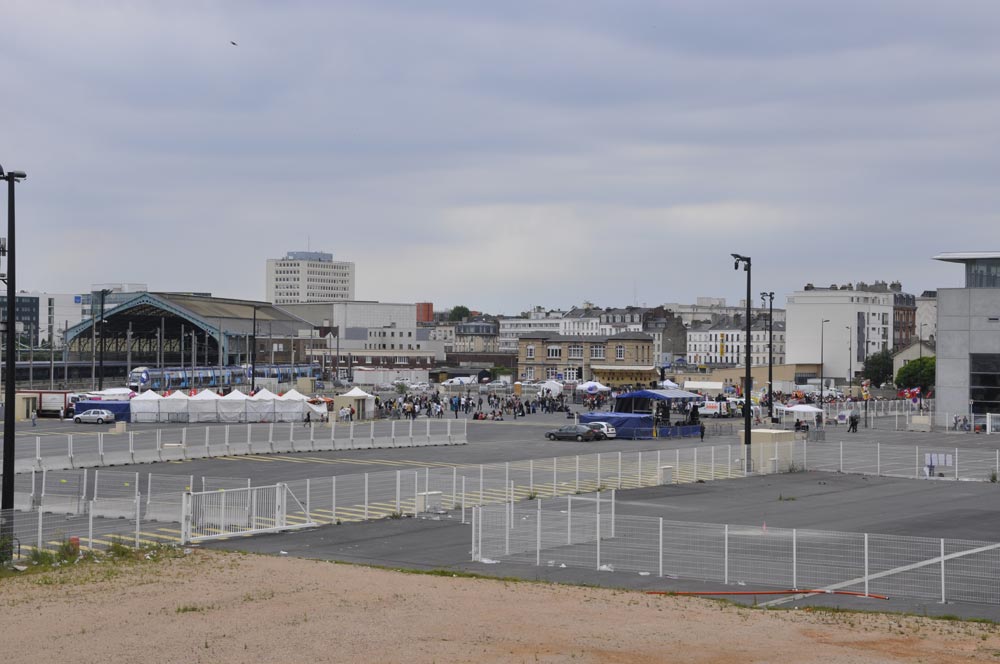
[173,442,772,543]
[472,496,1000,605]
[181,484,316,543]
[10,436,1000,529]
[805,439,1000,481]
[8,418,468,473]
[0,502,144,561]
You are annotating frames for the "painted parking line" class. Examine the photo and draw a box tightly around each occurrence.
[215,454,461,469]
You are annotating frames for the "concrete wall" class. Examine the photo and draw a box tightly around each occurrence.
[934,287,1000,427]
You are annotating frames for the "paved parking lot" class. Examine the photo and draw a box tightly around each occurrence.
[207,470,1000,621]
[9,411,1000,619]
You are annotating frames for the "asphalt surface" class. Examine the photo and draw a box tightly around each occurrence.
[205,472,1000,621]
[9,411,1000,619]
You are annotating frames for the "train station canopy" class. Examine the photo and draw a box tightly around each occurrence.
[64,292,314,364]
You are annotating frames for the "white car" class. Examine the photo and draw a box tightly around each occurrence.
[585,422,617,440]
[74,409,116,424]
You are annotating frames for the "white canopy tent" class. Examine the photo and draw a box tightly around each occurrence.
[777,403,824,428]
[130,389,162,423]
[780,404,823,414]
[247,388,277,423]
[218,389,249,423]
[575,381,611,394]
[537,380,563,397]
[189,389,222,423]
[160,390,191,423]
[334,386,376,420]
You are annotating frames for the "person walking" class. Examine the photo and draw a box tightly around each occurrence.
[304,411,311,427]
[31,410,38,427]
[699,422,705,441]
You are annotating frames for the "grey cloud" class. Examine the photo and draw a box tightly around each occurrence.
[1,1,998,313]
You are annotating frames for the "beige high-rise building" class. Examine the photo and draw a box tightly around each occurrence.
[265,251,355,304]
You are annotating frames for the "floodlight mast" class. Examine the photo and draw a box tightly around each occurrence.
[1,165,26,561]
[731,253,752,473]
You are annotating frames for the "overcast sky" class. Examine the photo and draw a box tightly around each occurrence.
[3,1,999,314]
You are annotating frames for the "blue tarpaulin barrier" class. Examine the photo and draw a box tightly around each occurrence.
[579,413,700,440]
[72,400,131,421]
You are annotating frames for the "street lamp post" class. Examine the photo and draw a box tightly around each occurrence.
[820,318,830,425]
[918,322,927,411]
[1,166,26,545]
[250,305,258,393]
[97,288,112,390]
[760,291,774,422]
[732,254,752,472]
[845,326,852,399]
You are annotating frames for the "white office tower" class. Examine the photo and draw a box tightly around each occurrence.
[266,251,356,304]
[785,285,894,382]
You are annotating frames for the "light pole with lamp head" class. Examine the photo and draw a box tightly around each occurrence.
[250,305,258,394]
[760,291,774,422]
[820,318,830,425]
[96,288,112,390]
[0,166,26,548]
[845,325,852,399]
[732,254,752,471]
[918,322,927,411]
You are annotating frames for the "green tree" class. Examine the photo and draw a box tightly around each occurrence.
[895,356,935,393]
[862,349,895,388]
[448,305,471,322]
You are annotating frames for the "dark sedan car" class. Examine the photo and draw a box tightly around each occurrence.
[546,424,597,442]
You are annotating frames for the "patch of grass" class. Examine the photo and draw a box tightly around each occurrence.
[242,589,275,603]
[387,511,404,519]
[1,541,186,586]
[28,548,57,566]
[106,537,133,559]
[778,494,797,502]
[176,603,209,614]
[989,470,997,483]
[526,491,538,501]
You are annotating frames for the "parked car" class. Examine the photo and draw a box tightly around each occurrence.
[584,421,617,440]
[74,409,115,424]
[546,424,597,442]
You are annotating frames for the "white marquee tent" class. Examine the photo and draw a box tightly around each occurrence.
[127,388,323,424]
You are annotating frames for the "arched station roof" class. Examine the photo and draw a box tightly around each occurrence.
[65,292,311,350]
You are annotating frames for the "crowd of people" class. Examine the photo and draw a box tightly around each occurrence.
[371,389,582,421]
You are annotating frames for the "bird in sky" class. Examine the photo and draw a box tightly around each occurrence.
[230,41,238,46]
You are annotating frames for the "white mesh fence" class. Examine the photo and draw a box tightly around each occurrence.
[473,500,1000,605]
[10,419,469,473]
[805,440,1000,481]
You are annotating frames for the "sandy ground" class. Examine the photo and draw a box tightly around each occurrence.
[3,550,1000,663]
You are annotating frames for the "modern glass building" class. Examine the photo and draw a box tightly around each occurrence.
[933,253,1000,428]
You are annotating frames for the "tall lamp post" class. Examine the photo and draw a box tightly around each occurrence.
[820,318,830,425]
[96,288,112,390]
[918,322,926,411]
[845,325,852,398]
[250,305,258,393]
[1,166,26,543]
[732,254,752,471]
[760,291,774,422]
